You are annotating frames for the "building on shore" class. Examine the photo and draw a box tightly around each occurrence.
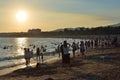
[28,29,41,34]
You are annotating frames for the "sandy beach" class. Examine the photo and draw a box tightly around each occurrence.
[0,0,120,80]
[0,47,120,80]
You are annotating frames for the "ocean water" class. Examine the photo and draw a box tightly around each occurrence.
[0,37,84,75]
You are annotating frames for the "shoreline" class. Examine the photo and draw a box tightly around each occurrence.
[0,54,60,76]
[0,34,119,39]
[0,48,120,80]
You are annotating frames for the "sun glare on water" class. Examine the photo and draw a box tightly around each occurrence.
[16,10,28,22]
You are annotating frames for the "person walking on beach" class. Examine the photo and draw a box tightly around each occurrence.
[94,38,98,48]
[24,48,28,67]
[36,47,41,63]
[80,41,86,59]
[91,40,94,48]
[85,41,88,50]
[36,46,44,67]
[71,42,76,58]
[60,43,64,63]
[61,41,70,67]
[40,45,44,63]
[24,48,31,67]
[57,45,61,58]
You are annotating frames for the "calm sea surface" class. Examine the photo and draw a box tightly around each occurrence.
[0,37,84,75]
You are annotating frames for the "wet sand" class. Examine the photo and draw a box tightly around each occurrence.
[0,55,60,76]
[0,48,120,80]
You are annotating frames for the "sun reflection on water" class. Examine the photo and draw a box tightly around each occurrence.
[15,38,28,55]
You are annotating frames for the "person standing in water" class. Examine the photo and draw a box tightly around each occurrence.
[40,45,44,63]
[24,48,31,67]
[36,47,41,63]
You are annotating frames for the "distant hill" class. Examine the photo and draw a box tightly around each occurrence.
[109,23,120,27]
[0,23,119,37]
[53,28,76,32]
[53,23,120,32]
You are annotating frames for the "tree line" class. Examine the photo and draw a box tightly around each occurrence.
[0,26,119,38]
[56,26,120,35]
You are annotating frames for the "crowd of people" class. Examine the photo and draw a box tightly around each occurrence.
[24,45,46,67]
[55,36,119,67]
[24,36,119,67]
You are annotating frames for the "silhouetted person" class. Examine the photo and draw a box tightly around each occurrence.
[61,41,70,66]
[57,45,61,58]
[112,37,118,47]
[40,45,44,63]
[91,40,94,48]
[94,38,98,48]
[71,42,76,58]
[24,48,31,67]
[60,44,64,63]
[36,47,41,63]
[80,41,86,59]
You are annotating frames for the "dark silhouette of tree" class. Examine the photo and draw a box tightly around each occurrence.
[59,26,120,35]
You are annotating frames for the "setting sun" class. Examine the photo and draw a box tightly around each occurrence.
[16,10,28,22]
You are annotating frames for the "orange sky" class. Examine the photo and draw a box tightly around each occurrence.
[0,0,120,32]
